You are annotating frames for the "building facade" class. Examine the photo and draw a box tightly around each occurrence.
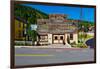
[37,14,78,45]
[15,17,27,41]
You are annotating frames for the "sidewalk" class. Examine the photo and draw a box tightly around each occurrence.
[15,44,72,48]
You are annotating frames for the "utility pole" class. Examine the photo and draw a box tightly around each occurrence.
[80,7,83,43]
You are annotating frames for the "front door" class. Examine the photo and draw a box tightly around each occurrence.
[53,35,64,44]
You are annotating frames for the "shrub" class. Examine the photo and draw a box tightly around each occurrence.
[77,43,88,48]
[15,42,25,46]
[70,41,76,45]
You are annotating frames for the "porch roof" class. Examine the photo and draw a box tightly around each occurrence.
[37,29,78,35]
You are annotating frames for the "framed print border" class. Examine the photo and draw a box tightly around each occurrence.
[10,1,96,68]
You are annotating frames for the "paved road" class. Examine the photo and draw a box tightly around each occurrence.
[15,48,94,66]
[86,38,95,48]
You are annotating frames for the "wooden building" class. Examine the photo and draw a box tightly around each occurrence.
[37,14,78,45]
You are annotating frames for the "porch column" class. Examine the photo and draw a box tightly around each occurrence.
[48,34,52,44]
[73,33,78,44]
[65,33,68,44]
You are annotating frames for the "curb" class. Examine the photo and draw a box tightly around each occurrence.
[14,46,88,50]
[15,46,72,48]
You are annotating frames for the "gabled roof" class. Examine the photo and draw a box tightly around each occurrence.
[15,16,27,24]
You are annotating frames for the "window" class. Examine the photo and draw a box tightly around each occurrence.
[55,36,58,40]
[70,34,73,40]
[40,36,45,40]
[23,30,25,37]
[60,36,63,40]
[44,22,46,24]
[40,36,47,41]
[18,22,21,28]
[18,30,21,38]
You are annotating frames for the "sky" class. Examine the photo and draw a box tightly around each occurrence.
[22,4,95,22]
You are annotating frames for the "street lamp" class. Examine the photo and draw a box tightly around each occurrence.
[24,28,27,45]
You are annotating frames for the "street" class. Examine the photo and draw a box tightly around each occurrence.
[15,47,94,66]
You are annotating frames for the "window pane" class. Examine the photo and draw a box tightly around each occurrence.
[60,36,63,40]
[55,36,58,40]
[70,34,73,40]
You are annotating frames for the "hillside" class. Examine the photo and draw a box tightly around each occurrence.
[14,4,48,24]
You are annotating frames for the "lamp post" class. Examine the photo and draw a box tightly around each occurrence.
[24,28,27,45]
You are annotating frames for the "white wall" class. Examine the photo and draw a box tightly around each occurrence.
[86,32,94,36]
[48,34,52,44]
[67,33,78,44]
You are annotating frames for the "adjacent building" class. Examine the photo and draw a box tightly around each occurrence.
[15,17,27,41]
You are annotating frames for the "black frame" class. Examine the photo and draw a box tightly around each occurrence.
[11,1,96,68]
